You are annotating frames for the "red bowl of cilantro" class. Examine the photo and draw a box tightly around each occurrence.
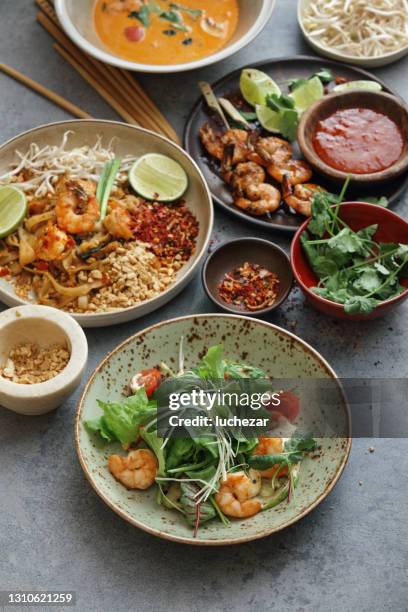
[291,199,408,320]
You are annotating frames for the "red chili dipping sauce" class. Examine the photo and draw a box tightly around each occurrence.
[313,108,404,174]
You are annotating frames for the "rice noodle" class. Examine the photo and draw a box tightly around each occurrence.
[302,0,408,58]
[0,131,138,199]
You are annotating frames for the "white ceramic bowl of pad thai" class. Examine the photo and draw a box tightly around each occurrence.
[0,120,213,328]
[76,314,351,546]
[298,0,408,68]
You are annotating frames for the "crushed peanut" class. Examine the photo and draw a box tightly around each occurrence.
[68,241,181,313]
[0,342,70,384]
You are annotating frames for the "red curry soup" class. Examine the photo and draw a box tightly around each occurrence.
[94,0,239,65]
[313,107,404,175]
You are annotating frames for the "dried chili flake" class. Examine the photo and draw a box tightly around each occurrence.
[218,262,280,311]
[131,201,199,262]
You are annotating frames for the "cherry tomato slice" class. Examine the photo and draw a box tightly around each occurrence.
[275,391,300,422]
[124,26,145,42]
[131,368,162,398]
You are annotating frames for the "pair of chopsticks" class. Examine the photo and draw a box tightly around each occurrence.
[0,0,179,144]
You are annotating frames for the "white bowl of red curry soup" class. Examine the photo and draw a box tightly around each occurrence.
[55,0,276,73]
[298,91,408,184]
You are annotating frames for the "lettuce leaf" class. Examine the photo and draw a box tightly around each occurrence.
[85,388,156,445]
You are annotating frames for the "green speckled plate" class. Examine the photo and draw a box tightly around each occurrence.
[76,315,351,545]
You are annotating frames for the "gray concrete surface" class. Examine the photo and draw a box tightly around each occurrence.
[0,1,407,611]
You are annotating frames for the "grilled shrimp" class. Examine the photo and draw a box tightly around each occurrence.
[283,179,327,217]
[108,449,157,490]
[235,183,281,216]
[230,162,266,194]
[200,124,250,165]
[252,437,288,479]
[255,137,293,166]
[103,201,134,240]
[35,222,73,261]
[105,0,141,14]
[56,179,99,234]
[215,469,262,518]
[268,159,313,185]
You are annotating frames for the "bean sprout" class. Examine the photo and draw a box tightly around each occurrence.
[0,131,138,199]
[302,0,408,58]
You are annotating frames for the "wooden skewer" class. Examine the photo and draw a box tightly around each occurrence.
[53,43,139,126]
[36,0,180,143]
[0,62,91,119]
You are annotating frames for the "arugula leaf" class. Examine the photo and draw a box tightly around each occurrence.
[86,388,155,446]
[129,5,150,26]
[248,435,317,470]
[179,482,216,528]
[224,362,266,379]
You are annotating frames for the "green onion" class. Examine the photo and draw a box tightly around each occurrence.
[97,158,122,222]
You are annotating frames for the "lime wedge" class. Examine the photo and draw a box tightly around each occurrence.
[0,186,27,238]
[256,104,282,133]
[129,154,188,202]
[240,69,281,107]
[290,76,324,113]
[333,80,383,94]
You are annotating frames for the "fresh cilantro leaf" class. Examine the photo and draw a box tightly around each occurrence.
[315,68,333,84]
[129,5,150,26]
[239,111,258,121]
[327,227,367,255]
[358,196,389,207]
[353,268,382,293]
[266,93,296,111]
[288,78,308,92]
[344,296,377,314]
[170,3,203,17]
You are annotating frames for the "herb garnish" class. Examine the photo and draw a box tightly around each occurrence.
[265,93,299,141]
[129,5,150,27]
[301,179,408,314]
[288,68,334,92]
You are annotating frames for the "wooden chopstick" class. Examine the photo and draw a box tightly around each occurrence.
[53,43,139,126]
[36,11,164,133]
[35,0,180,143]
[0,62,91,119]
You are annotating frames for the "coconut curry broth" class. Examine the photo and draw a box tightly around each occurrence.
[94,0,239,65]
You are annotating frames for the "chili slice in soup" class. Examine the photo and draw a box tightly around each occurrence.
[313,107,404,174]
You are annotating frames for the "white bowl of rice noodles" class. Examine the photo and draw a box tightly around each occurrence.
[0,120,213,327]
[298,0,408,67]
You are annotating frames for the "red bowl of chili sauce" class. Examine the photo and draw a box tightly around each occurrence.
[298,91,408,185]
[291,202,408,321]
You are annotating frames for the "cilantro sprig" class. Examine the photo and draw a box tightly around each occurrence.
[301,179,408,315]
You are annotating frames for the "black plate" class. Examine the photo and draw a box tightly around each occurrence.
[184,56,408,233]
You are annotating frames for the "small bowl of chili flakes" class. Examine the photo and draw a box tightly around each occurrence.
[202,238,293,316]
